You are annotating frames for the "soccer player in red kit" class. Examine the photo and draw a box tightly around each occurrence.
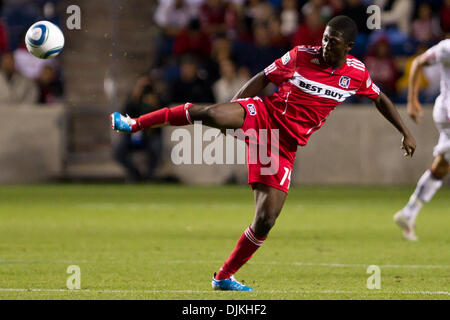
[111,16,416,291]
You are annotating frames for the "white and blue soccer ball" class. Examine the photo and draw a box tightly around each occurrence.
[25,21,64,59]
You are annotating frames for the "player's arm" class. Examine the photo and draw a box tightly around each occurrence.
[407,53,431,124]
[232,71,270,100]
[372,92,416,157]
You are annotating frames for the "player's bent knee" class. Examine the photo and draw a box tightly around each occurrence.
[431,154,450,178]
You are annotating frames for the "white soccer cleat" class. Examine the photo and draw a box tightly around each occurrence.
[394,210,418,241]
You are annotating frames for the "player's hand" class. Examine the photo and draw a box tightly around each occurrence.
[401,134,416,157]
[406,99,423,124]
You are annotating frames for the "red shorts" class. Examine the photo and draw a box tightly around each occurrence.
[234,97,298,194]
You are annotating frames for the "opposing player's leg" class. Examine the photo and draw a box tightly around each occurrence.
[111,102,245,132]
[395,122,450,241]
[395,154,449,241]
[212,183,287,291]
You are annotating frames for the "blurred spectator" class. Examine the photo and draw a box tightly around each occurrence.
[411,3,441,43]
[211,35,235,62]
[328,0,345,16]
[224,2,241,39]
[154,0,199,36]
[0,0,4,51]
[2,0,40,50]
[0,52,38,104]
[199,0,227,36]
[236,23,284,75]
[364,37,398,96]
[301,0,333,23]
[268,15,290,50]
[113,76,163,183]
[235,14,254,43]
[0,18,8,53]
[396,42,440,103]
[154,0,201,66]
[342,0,371,59]
[291,9,325,47]
[37,64,63,104]
[174,19,212,58]
[202,34,236,82]
[342,0,370,35]
[396,43,429,99]
[244,0,274,24]
[441,0,450,33]
[268,0,282,10]
[376,0,413,35]
[13,40,53,79]
[41,1,60,26]
[171,56,216,103]
[213,59,250,102]
[280,0,299,37]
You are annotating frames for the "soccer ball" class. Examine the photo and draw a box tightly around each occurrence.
[25,21,64,59]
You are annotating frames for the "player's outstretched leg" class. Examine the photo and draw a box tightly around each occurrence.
[111,102,245,132]
[212,184,287,291]
[394,154,449,241]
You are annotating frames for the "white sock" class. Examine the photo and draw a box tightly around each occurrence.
[403,170,442,220]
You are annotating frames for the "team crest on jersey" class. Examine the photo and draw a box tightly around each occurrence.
[339,76,351,89]
[246,103,257,116]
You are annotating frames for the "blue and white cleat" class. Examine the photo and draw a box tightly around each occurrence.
[110,112,136,133]
[211,273,254,291]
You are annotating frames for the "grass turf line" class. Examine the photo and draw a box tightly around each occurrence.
[0,184,448,300]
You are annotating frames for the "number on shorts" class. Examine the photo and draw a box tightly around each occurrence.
[280,167,292,188]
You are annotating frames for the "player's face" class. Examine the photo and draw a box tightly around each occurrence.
[322,26,351,67]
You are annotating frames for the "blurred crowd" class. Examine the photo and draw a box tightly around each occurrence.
[0,0,63,105]
[0,0,448,181]
[1,0,448,106]
[149,0,449,106]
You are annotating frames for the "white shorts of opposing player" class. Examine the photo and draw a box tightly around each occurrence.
[433,96,450,162]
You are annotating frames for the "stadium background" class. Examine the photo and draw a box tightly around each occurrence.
[0,0,449,301]
[0,0,448,185]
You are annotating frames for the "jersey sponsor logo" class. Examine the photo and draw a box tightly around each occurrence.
[339,76,351,89]
[310,58,320,65]
[246,103,257,116]
[281,52,291,65]
[289,72,356,102]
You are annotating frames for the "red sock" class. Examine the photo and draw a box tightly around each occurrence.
[215,226,266,280]
[133,103,193,132]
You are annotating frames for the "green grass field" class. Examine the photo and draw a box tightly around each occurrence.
[0,184,448,300]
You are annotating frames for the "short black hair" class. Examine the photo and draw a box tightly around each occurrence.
[326,15,358,44]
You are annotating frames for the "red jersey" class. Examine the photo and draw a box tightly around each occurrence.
[264,45,380,146]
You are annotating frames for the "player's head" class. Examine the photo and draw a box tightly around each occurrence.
[322,15,358,66]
